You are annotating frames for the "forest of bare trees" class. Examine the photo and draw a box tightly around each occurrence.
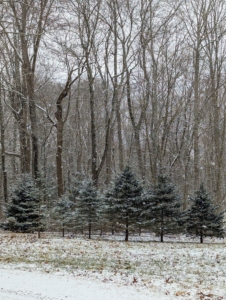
[1,0,226,214]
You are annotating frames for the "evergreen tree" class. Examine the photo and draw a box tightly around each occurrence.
[52,195,76,237]
[75,179,99,239]
[143,174,181,242]
[2,174,44,233]
[105,166,143,241]
[185,183,224,243]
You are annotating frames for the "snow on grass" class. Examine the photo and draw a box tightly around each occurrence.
[0,268,164,300]
[0,232,225,299]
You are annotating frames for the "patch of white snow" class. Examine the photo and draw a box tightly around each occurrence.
[0,269,169,300]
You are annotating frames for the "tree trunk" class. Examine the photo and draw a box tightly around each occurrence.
[29,101,39,179]
[11,121,18,180]
[125,211,129,242]
[87,59,98,186]
[55,93,64,198]
[160,209,164,242]
[12,34,31,174]
[149,20,159,184]
[193,47,200,189]
[105,127,113,185]
[89,221,91,239]
[112,225,115,235]
[126,69,145,178]
[75,80,83,174]
[116,103,124,171]
[0,82,8,203]
[21,25,39,179]
[56,116,64,198]
[200,230,203,244]
[55,72,77,198]
[18,114,31,174]
[160,230,164,243]
[112,3,124,171]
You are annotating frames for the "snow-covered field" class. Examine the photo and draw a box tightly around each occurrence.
[0,232,225,299]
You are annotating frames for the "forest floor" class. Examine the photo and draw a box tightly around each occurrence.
[0,232,225,299]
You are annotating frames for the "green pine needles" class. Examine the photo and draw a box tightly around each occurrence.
[184,183,224,243]
[105,166,143,241]
[75,179,100,239]
[1,170,224,244]
[142,174,181,242]
[2,174,44,233]
[52,195,76,237]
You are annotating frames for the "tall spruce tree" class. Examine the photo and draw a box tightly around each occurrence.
[105,166,143,241]
[2,174,44,233]
[143,174,181,242]
[185,183,224,243]
[75,179,99,239]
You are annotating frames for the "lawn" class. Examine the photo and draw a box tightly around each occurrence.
[0,232,225,299]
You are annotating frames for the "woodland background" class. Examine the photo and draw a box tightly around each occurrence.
[0,0,226,215]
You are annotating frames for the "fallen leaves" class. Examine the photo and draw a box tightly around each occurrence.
[165,276,173,283]
[198,291,215,299]
[132,277,138,283]
[175,290,186,296]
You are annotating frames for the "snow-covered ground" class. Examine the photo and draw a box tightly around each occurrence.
[0,268,168,300]
[0,232,225,299]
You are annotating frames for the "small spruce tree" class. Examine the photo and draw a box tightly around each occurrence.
[185,183,224,243]
[52,195,76,237]
[105,166,143,241]
[2,174,44,233]
[75,179,99,239]
[143,174,181,242]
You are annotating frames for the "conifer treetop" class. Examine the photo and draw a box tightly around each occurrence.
[112,165,143,199]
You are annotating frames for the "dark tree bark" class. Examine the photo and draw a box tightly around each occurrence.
[125,211,129,242]
[0,82,8,203]
[200,230,203,244]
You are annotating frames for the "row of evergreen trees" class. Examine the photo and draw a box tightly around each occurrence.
[1,167,225,243]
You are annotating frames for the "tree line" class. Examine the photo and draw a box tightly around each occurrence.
[1,167,224,243]
[1,0,226,213]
